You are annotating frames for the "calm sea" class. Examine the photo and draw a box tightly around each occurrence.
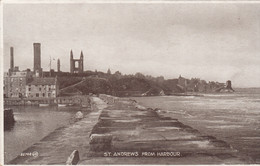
[132,88,260,163]
[4,106,78,163]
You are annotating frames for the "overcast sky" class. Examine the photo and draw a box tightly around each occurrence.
[3,2,260,87]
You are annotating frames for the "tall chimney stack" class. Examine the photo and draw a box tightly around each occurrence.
[10,47,14,71]
[33,43,42,75]
[57,59,60,72]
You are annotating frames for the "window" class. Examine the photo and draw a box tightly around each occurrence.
[29,88,31,91]
[39,87,41,91]
[48,93,51,97]
[43,93,45,97]
[49,88,51,91]
[36,93,39,97]
[75,61,79,68]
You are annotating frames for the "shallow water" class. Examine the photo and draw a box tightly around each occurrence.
[132,88,260,163]
[4,106,78,163]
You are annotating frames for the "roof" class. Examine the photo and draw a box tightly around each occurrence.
[27,77,56,86]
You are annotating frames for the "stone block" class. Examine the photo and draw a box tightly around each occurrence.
[89,134,113,152]
[66,150,80,165]
[75,111,83,119]
[89,134,112,144]
[90,143,112,152]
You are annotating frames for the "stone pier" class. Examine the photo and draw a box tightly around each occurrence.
[8,95,252,165]
[80,95,250,164]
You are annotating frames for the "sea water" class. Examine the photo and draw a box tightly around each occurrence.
[133,88,260,163]
[4,106,78,163]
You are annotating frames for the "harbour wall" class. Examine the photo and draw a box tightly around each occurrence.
[7,94,253,165]
[4,95,90,106]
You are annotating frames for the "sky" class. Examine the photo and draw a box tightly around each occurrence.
[3,2,260,87]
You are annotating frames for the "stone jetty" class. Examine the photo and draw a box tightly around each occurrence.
[80,95,249,164]
[8,95,251,165]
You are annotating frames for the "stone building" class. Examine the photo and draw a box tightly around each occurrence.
[33,43,43,77]
[4,46,35,98]
[4,44,60,99]
[25,77,59,98]
[4,70,33,98]
[70,50,84,73]
[177,75,188,92]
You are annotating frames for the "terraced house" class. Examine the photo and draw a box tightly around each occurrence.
[25,77,59,98]
[4,69,33,98]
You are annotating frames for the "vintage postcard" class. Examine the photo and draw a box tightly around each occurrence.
[1,0,260,165]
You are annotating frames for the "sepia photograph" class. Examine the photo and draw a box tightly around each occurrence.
[1,0,260,165]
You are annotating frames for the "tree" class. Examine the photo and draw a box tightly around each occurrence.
[156,76,165,84]
[114,71,121,75]
[113,71,122,79]
[135,72,145,79]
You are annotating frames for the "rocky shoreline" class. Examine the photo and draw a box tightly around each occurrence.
[8,95,252,165]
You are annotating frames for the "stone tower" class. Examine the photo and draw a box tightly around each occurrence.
[57,59,60,72]
[226,80,234,91]
[70,50,74,73]
[33,43,42,77]
[70,50,84,73]
[80,51,84,72]
[10,47,14,71]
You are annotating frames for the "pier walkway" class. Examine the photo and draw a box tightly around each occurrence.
[79,95,250,164]
[9,95,251,164]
